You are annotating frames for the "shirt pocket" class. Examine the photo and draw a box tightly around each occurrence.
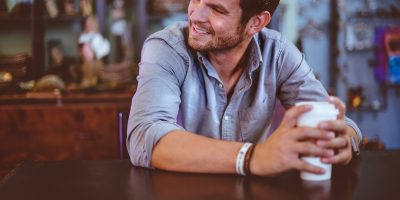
[239,104,271,142]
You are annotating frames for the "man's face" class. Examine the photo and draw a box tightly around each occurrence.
[187,0,247,52]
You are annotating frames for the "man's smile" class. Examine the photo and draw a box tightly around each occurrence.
[190,22,212,37]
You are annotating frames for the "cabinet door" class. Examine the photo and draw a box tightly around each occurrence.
[0,103,129,178]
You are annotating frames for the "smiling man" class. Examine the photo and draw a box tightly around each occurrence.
[127,0,362,176]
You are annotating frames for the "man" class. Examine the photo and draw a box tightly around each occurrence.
[127,0,362,176]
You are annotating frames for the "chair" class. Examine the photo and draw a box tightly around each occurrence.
[118,112,129,160]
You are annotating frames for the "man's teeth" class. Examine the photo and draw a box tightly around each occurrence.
[195,27,208,34]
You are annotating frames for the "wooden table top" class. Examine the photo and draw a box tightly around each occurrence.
[1,150,399,200]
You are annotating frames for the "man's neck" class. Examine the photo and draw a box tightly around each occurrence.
[207,37,252,98]
[207,38,252,80]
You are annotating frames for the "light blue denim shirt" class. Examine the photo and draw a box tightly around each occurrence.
[127,21,362,168]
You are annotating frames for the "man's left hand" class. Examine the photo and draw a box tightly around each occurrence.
[315,96,357,165]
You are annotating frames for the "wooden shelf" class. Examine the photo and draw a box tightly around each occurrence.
[0,90,135,105]
[0,16,31,26]
[44,15,83,24]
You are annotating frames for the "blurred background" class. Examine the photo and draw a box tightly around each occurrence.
[0,0,399,178]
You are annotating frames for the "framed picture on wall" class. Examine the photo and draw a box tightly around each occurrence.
[345,20,374,51]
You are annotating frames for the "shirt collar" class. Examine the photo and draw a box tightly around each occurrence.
[196,52,221,82]
[250,33,263,72]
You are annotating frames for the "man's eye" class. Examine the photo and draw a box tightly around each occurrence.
[214,8,224,14]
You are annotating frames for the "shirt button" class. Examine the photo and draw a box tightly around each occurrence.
[219,83,223,88]
[224,115,229,121]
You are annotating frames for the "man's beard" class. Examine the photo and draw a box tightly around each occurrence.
[188,24,246,52]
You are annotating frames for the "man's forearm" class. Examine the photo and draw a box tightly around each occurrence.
[151,130,243,174]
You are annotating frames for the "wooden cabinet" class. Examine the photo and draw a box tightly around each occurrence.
[0,92,132,178]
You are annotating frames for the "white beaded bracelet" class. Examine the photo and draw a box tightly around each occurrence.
[236,143,253,176]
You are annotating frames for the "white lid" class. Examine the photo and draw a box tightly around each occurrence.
[295,101,339,116]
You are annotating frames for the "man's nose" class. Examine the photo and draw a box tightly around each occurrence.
[189,5,208,23]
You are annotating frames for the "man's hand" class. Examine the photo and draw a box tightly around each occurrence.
[249,105,336,176]
[316,96,357,165]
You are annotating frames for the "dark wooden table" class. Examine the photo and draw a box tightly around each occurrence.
[0,150,399,200]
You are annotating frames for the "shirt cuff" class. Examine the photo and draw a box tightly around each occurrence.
[129,122,184,168]
[344,117,363,146]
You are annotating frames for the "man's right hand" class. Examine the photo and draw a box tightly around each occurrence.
[249,105,336,176]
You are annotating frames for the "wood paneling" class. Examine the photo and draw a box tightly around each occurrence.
[0,93,132,178]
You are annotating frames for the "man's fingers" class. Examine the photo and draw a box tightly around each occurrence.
[328,96,346,119]
[321,150,351,164]
[317,136,348,149]
[295,142,334,157]
[281,105,312,128]
[318,120,347,134]
[294,127,335,141]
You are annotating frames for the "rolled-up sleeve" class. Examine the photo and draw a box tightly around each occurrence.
[277,37,328,106]
[276,37,363,145]
[127,38,186,168]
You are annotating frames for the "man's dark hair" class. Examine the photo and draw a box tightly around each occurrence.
[240,0,280,24]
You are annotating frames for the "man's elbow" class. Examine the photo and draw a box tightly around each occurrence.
[126,130,152,168]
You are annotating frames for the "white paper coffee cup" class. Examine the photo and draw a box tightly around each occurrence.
[296,101,338,181]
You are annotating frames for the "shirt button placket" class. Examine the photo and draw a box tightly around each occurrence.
[222,114,229,140]
[224,115,229,121]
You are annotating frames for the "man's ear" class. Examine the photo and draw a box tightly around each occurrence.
[246,11,271,35]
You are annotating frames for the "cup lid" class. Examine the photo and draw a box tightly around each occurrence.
[295,101,339,116]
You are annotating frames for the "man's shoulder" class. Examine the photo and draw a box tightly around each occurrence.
[259,27,288,44]
[145,21,188,47]
[257,27,296,57]
[141,21,191,78]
